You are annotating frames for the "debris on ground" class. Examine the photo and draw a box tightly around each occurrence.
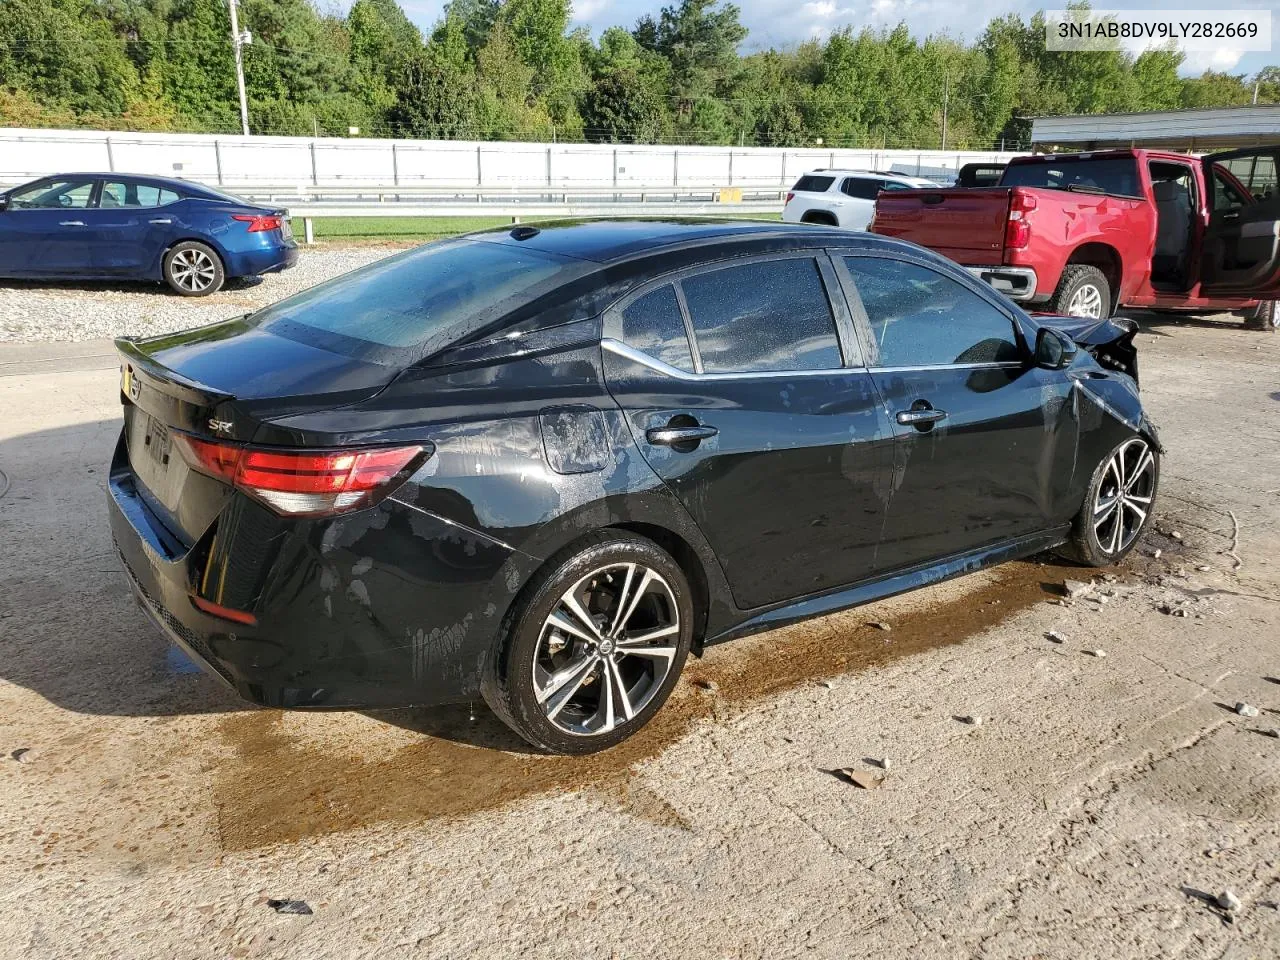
[1196,564,1211,572]
[1045,630,1066,644]
[1088,649,1107,658]
[1158,603,1190,618]
[1260,728,1280,739]
[818,680,834,690]
[694,678,719,693]
[874,758,892,771]
[1153,548,1163,560]
[867,621,891,632]
[1171,531,1183,541]
[834,768,885,790]
[267,900,313,916]
[1216,890,1242,912]
[1227,510,1243,572]
[1062,579,1093,599]
[958,715,983,727]
[10,748,35,763]
[1235,702,1260,718]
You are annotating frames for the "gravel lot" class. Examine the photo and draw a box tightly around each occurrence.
[1,272,1278,957]
[0,246,400,342]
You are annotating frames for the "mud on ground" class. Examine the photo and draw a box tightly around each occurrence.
[0,311,1278,958]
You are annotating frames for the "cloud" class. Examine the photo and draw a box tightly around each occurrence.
[573,0,612,21]
[1180,47,1246,74]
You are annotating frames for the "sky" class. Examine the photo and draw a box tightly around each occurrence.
[382,0,1279,78]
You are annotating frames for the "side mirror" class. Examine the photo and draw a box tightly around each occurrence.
[0,196,8,211]
[1035,327,1078,369]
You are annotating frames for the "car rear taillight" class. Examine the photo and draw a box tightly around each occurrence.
[1005,191,1037,250]
[232,214,283,233]
[176,435,426,517]
[786,192,794,203]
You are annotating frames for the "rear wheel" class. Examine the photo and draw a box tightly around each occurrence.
[1050,264,1110,319]
[800,211,838,227]
[1058,436,1159,567]
[163,241,224,297]
[485,531,694,754]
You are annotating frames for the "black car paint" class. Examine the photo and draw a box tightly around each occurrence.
[108,220,1155,711]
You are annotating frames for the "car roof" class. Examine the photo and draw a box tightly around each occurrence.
[467,217,916,265]
[21,172,233,199]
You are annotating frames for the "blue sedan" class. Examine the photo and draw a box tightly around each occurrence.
[0,173,298,296]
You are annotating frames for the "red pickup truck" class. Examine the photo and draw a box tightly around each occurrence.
[870,147,1280,329]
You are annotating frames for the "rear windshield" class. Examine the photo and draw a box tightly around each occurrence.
[1000,157,1141,198]
[792,175,835,193]
[255,239,574,360]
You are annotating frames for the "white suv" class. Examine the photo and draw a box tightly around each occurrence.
[781,170,942,230]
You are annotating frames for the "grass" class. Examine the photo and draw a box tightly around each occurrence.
[308,212,783,243]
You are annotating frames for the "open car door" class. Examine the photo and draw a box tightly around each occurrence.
[1201,146,1280,298]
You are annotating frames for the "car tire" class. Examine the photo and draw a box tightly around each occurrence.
[1057,435,1159,567]
[1050,264,1110,319]
[485,530,694,754]
[1243,300,1278,332]
[163,241,225,297]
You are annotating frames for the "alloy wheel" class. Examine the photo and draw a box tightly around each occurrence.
[532,562,680,737]
[170,248,217,293]
[1093,438,1156,556]
[1067,283,1104,319]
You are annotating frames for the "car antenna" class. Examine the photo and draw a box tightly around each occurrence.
[510,225,540,241]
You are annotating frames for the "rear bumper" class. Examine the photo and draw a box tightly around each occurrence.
[964,265,1038,301]
[224,242,299,279]
[107,440,526,710]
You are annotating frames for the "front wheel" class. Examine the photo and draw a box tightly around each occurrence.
[163,241,225,297]
[485,531,694,754]
[1058,436,1159,566]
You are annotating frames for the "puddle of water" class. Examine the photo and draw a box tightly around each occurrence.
[214,558,1085,850]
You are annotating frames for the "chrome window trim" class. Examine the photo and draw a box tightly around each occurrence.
[602,339,1021,380]
[602,338,860,381]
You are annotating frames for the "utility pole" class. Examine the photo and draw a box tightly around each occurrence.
[1254,80,1260,105]
[941,73,949,151]
[227,0,251,136]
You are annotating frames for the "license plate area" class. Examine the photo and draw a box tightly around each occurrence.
[280,218,293,240]
[144,417,171,466]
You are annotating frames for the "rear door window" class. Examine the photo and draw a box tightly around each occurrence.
[792,175,835,193]
[619,284,694,371]
[840,177,881,200]
[255,239,576,358]
[843,256,1021,366]
[679,257,843,372]
[101,181,181,208]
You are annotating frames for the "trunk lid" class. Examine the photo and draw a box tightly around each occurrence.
[871,187,1013,262]
[115,316,401,543]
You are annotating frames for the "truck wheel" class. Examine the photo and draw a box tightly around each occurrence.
[1050,265,1110,319]
[1243,300,1277,332]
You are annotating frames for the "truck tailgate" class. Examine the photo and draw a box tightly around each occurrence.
[872,187,1012,262]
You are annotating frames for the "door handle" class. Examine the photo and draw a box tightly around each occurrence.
[59,220,85,226]
[896,407,948,427]
[646,425,718,446]
[1223,211,1241,221]
[149,218,172,224]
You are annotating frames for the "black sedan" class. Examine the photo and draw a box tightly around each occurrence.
[107,220,1159,753]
